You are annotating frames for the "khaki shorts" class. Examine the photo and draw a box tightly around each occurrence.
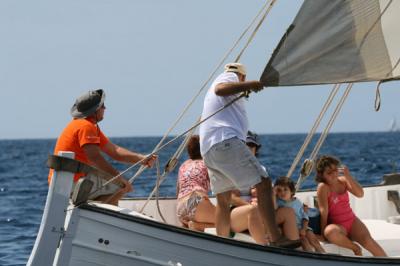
[203,137,268,194]
[73,174,121,200]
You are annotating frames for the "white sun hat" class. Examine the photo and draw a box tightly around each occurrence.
[224,62,247,76]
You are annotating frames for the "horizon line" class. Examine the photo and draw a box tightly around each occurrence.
[0,129,393,141]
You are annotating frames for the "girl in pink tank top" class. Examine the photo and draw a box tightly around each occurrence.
[327,190,356,234]
[315,155,386,257]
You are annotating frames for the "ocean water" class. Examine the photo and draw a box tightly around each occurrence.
[1,132,400,265]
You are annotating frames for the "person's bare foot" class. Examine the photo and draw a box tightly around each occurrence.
[352,243,362,256]
[188,221,206,232]
[264,234,271,245]
[269,236,301,249]
[314,246,326,254]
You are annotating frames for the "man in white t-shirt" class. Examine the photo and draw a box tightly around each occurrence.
[200,63,298,247]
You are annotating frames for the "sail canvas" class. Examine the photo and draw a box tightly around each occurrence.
[261,0,400,86]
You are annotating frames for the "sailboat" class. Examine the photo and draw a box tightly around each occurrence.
[389,118,398,132]
[28,1,400,265]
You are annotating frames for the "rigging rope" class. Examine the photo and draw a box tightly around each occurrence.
[295,83,353,191]
[291,0,389,189]
[138,0,278,207]
[139,127,197,213]
[310,84,352,160]
[97,92,248,192]
[125,0,275,184]
[154,158,167,223]
[127,0,275,184]
[375,56,400,111]
[80,0,277,208]
[138,0,273,157]
[235,0,277,62]
[140,0,276,209]
[161,119,199,178]
[287,83,340,178]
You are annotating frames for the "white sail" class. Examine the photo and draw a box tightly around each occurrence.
[261,0,400,86]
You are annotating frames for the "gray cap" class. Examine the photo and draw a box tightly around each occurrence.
[246,130,261,148]
[70,89,105,118]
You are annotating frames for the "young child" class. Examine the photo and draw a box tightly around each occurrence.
[315,155,387,256]
[274,176,325,253]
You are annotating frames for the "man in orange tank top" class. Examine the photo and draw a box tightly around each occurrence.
[49,89,156,205]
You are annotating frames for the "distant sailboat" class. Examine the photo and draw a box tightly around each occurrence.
[388,118,398,132]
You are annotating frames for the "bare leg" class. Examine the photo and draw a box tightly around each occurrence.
[306,231,325,253]
[215,190,232,237]
[188,221,215,231]
[255,178,280,242]
[230,205,252,232]
[300,237,313,252]
[188,197,216,232]
[248,205,268,245]
[324,224,362,256]
[350,218,387,257]
[275,207,299,240]
[231,204,267,245]
[194,197,216,224]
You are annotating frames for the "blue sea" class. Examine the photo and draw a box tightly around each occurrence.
[1,132,400,265]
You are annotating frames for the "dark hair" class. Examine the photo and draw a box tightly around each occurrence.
[274,176,296,196]
[187,135,202,160]
[315,155,340,183]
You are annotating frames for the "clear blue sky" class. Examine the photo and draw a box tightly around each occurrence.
[1,0,399,139]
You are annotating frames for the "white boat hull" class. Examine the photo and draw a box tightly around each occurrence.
[53,203,399,266]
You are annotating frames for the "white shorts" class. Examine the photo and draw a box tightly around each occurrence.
[203,137,269,194]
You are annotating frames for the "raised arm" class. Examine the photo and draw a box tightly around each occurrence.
[214,80,263,96]
[272,186,278,210]
[340,166,364,198]
[301,218,309,238]
[299,200,309,237]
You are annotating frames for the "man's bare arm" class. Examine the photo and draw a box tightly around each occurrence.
[83,144,132,191]
[102,142,156,167]
[214,81,263,96]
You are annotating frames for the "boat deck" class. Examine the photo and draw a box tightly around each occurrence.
[202,219,400,257]
[113,200,400,258]
[118,183,400,258]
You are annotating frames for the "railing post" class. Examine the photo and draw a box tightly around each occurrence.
[27,151,75,266]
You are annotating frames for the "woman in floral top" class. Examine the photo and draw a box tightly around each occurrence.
[176,135,215,231]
